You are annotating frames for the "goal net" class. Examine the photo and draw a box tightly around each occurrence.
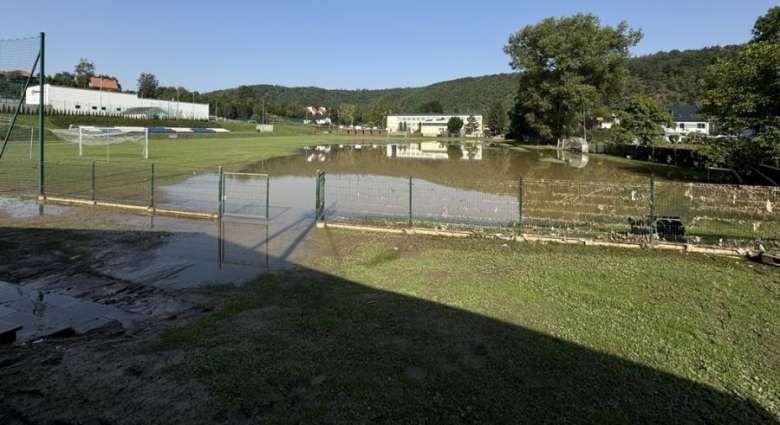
[51,127,149,159]
[0,34,43,162]
[557,137,589,153]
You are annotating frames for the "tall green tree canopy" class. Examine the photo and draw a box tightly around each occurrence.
[464,115,479,135]
[137,73,159,98]
[487,101,508,136]
[51,72,76,88]
[338,103,356,125]
[504,14,642,142]
[447,117,464,134]
[700,40,780,166]
[74,58,95,88]
[751,6,780,43]
[611,95,674,145]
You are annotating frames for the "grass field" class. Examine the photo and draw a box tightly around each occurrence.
[1,113,478,169]
[146,229,780,423]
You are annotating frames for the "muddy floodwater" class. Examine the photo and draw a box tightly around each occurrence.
[242,141,704,183]
[0,141,714,343]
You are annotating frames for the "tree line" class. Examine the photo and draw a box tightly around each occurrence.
[503,6,780,169]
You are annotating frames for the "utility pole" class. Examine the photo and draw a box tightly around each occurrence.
[99,76,103,115]
[582,104,587,143]
[176,87,180,119]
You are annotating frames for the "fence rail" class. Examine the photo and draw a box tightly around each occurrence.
[319,173,780,248]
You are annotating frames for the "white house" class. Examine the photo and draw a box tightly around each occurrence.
[26,84,209,120]
[663,105,710,142]
[387,114,483,137]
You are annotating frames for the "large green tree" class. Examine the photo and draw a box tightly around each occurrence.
[464,115,479,135]
[365,99,398,128]
[338,103,356,126]
[486,101,508,136]
[504,14,642,142]
[700,40,780,166]
[751,6,780,43]
[51,72,76,88]
[74,58,95,88]
[611,95,674,145]
[137,73,159,98]
[447,117,463,135]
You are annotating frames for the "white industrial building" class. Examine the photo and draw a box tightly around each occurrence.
[387,114,483,137]
[25,84,209,120]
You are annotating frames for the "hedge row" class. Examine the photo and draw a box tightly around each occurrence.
[48,115,218,129]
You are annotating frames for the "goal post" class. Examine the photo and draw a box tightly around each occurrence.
[51,127,150,160]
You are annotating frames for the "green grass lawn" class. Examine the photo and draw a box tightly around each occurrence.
[2,113,483,169]
[148,230,780,423]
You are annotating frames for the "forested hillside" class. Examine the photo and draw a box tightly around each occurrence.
[625,45,741,105]
[204,45,740,120]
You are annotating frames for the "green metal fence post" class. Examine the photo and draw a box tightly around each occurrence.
[218,166,223,218]
[315,170,321,221]
[266,175,270,219]
[649,172,656,243]
[150,163,155,209]
[38,32,45,198]
[91,160,96,201]
[408,175,413,228]
[518,175,524,233]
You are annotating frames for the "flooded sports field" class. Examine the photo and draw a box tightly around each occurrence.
[1,140,777,344]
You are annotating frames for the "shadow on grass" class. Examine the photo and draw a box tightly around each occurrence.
[0,222,776,424]
[152,239,776,423]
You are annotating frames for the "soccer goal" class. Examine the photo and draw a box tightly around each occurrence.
[51,127,150,160]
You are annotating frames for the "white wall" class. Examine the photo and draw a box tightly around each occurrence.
[663,121,710,142]
[26,85,209,120]
[387,114,484,136]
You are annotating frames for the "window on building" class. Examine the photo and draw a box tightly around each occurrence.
[679,123,685,129]
[116,108,121,112]
[75,105,81,109]
[91,106,97,110]
[101,107,106,111]
[697,123,706,129]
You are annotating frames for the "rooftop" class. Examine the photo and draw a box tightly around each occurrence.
[667,105,706,122]
[388,113,482,117]
[89,77,120,91]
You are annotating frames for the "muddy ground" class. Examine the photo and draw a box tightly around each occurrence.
[0,208,267,424]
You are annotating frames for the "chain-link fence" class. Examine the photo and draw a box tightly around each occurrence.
[0,160,272,219]
[220,172,270,219]
[319,173,780,248]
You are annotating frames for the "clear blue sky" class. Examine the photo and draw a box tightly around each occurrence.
[3,0,775,92]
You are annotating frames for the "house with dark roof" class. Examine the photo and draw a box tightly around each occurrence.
[663,105,710,142]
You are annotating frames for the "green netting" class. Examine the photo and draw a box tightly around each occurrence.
[0,34,42,163]
[0,36,40,102]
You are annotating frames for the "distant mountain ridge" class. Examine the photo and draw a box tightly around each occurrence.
[208,45,741,114]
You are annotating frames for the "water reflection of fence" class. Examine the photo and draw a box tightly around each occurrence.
[320,173,780,248]
[150,219,269,271]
